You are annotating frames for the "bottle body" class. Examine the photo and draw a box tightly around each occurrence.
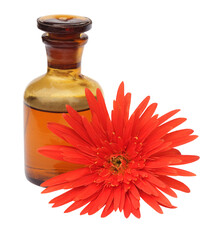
[24,71,101,185]
[24,14,101,186]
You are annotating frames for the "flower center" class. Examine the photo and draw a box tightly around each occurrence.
[109,155,128,173]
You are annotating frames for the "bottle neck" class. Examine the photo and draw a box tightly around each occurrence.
[42,33,88,73]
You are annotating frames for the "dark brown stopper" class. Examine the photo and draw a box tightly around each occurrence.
[37,15,92,34]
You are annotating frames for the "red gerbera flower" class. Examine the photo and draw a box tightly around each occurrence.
[38,82,199,218]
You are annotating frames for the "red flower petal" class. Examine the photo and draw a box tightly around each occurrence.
[158,176,190,193]
[140,192,163,214]
[153,148,181,157]
[160,118,187,130]
[68,173,99,188]
[145,156,182,168]
[163,129,194,140]
[128,191,140,209]
[131,206,141,218]
[38,145,92,165]
[157,185,177,198]
[135,179,158,196]
[165,135,198,148]
[113,185,122,211]
[133,96,150,120]
[41,183,69,193]
[153,189,174,208]
[143,141,172,158]
[146,173,167,188]
[81,116,102,146]
[51,187,84,208]
[66,104,82,123]
[129,184,140,200]
[167,167,196,176]
[101,201,114,218]
[64,192,98,213]
[47,122,91,148]
[138,115,159,142]
[131,96,151,136]
[123,193,132,218]
[41,167,91,187]
[136,103,158,133]
[101,188,114,214]
[157,109,180,125]
[74,183,102,201]
[80,201,95,215]
[96,88,111,130]
[88,187,112,215]
[176,155,199,165]
[119,186,126,212]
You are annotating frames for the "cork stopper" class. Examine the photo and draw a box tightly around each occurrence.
[37,15,92,34]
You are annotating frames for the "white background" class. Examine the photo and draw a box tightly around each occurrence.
[1,0,211,239]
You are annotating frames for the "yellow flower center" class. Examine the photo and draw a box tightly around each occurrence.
[110,155,128,173]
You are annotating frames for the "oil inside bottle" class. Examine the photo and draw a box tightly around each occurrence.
[24,104,91,186]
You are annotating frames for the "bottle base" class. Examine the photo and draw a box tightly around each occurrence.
[25,174,44,186]
[25,166,59,187]
[25,166,47,186]
[25,165,81,187]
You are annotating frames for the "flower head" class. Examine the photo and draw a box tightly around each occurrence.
[38,82,199,218]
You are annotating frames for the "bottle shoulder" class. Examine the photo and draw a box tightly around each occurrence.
[24,72,102,112]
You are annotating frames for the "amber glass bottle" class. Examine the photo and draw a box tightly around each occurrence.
[24,15,102,186]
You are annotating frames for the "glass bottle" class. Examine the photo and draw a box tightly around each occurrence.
[24,15,102,186]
